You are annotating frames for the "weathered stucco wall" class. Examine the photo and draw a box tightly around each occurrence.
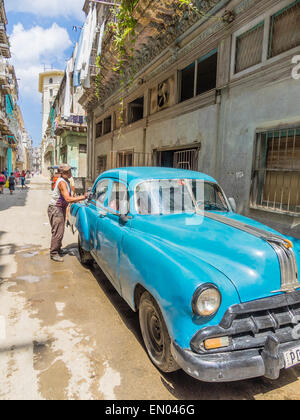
[217,77,300,238]
[145,105,218,176]
[113,127,145,155]
[61,132,87,178]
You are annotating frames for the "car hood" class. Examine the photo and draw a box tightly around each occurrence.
[131,212,300,303]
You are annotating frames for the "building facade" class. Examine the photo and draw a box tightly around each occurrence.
[40,52,88,179]
[39,70,64,175]
[78,0,300,238]
[0,0,31,175]
[32,146,42,173]
[50,71,87,178]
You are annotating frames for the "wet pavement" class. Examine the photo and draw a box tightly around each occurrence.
[1,176,300,400]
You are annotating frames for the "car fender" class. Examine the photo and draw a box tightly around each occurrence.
[120,231,240,349]
[71,203,92,251]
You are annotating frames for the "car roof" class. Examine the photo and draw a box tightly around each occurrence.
[96,167,217,185]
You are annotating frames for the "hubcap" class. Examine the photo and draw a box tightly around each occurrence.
[144,307,164,361]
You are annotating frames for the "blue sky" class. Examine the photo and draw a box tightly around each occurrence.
[5,0,86,147]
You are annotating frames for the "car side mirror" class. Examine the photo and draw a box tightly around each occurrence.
[228,197,237,212]
[119,201,131,223]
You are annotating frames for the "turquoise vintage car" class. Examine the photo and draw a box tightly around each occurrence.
[70,167,300,382]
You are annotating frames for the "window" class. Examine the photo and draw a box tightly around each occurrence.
[110,150,151,168]
[103,115,112,134]
[156,148,199,171]
[117,151,133,167]
[79,144,87,153]
[268,1,300,58]
[174,149,198,171]
[96,121,103,138]
[180,49,218,102]
[128,97,144,124]
[196,50,218,95]
[95,179,109,205]
[97,155,107,174]
[60,146,67,162]
[49,78,53,84]
[135,180,228,215]
[180,62,195,102]
[50,89,53,97]
[108,182,129,213]
[235,22,264,73]
[251,127,300,215]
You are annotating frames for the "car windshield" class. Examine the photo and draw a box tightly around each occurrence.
[135,179,229,215]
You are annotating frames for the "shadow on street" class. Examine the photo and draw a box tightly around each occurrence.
[0,184,29,212]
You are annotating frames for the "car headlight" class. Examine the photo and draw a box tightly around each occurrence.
[192,284,221,316]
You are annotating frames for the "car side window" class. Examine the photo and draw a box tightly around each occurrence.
[95,179,109,205]
[108,182,130,213]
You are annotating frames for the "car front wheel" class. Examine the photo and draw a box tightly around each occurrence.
[139,291,179,373]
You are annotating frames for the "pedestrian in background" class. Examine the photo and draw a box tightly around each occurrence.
[0,171,6,194]
[20,171,26,189]
[9,172,15,195]
[48,164,88,262]
[15,170,20,185]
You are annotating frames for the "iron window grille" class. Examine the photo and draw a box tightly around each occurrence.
[103,115,112,134]
[128,97,144,124]
[97,155,107,174]
[268,0,300,58]
[235,22,264,73]
[173,149,198,171]
[250,127,300,216]
[110,151,152,169]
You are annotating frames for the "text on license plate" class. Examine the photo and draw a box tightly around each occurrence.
[284,346,300,368]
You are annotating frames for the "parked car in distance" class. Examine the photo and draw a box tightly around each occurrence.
[70,167,300,382]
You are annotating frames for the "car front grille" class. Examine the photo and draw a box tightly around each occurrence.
[191,290,300,354]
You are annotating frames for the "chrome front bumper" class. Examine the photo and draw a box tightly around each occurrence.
[171,334,300,382]
[172,290,300,382]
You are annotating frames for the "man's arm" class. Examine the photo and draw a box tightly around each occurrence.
[58,181,88,203]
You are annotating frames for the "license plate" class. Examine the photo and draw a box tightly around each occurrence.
[284,346,300,368]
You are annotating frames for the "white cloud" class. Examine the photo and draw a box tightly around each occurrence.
[5,0,85,21]
[10,23,72,101]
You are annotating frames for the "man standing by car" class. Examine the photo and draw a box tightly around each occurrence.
[48,164,88,262]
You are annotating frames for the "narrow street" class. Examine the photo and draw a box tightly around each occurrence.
[0,176,299,400]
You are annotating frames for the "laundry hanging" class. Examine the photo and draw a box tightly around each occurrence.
[63,58,73,119]
[73,6,92,87]
[80,4,97,88]
[64,43,78,118]
[97,20,106,57]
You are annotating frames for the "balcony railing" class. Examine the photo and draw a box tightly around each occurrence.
[0,43,10,58]
[65,115,86,125]
[55,114,87,135]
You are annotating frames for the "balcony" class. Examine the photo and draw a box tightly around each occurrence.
[0,109,10,134]
[0,23,8,45]
[45,138,55,149]
[0,42,10,59]
[55,114,87,136]
[0,60,8,84]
